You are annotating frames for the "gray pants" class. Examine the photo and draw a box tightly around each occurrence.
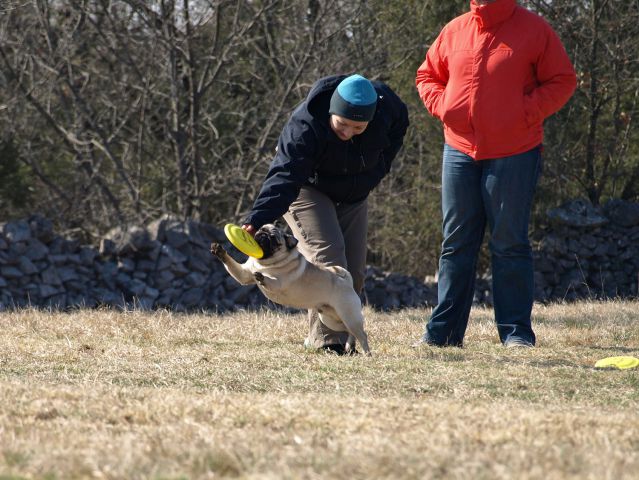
[283,186,368,348]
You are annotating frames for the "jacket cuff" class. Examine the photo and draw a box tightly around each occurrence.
[242,214,262,230]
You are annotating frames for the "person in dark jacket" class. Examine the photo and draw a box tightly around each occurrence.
[242,74,409,353]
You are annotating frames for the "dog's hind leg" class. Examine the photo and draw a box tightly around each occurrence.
[346,321,370,356]
[333,298,371,356]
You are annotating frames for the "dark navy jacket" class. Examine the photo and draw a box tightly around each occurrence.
[244,75,409,229]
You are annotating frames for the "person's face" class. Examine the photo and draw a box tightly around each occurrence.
[329,115,369,141]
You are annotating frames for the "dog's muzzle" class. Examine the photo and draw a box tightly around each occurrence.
[254,231,279,258]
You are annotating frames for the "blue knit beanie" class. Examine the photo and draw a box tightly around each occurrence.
[329,74,377,122]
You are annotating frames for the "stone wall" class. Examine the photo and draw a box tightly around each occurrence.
[532,199,639,302]
[0,215,438,312]
[1,199,637,312]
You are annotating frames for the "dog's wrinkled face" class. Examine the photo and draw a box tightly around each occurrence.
[254,224,298,259]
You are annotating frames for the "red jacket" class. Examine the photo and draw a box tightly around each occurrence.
[416,0,576,160]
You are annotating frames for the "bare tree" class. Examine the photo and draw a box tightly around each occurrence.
[529,0,639,205]
[0,1,380,230]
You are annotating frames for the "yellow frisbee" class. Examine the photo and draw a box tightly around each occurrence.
[594,356,639,370]
[224,224,264,258]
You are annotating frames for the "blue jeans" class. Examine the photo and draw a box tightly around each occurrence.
[423,144,542,347]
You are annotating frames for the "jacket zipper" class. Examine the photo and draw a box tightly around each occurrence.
[351,137,365,172]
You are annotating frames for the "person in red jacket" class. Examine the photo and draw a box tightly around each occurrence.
[414,0,576,348]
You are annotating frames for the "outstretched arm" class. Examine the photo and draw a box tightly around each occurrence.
[243,115,319,229]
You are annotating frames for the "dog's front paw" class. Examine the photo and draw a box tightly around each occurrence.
[210,242,226,259]
[254,271,265,286]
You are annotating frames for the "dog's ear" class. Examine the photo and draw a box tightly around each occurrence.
[284,233,298,250]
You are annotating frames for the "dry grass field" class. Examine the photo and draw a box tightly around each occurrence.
[1,301,638,480]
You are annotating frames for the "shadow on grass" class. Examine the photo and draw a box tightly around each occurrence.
[586,345,638,353]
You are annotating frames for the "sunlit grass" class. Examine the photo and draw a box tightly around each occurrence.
[1,301,638,479]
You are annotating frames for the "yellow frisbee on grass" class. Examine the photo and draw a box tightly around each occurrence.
[594,356,639,370]
[224,224,264,258]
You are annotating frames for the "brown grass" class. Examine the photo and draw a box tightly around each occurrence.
[1,301,638,479]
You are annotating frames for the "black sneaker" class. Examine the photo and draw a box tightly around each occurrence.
[304,338,358,355]
[323,344,361,355]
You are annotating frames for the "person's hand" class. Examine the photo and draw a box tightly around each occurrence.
[241,224,256,237]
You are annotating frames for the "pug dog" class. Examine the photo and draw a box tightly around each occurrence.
[210,224,370,355]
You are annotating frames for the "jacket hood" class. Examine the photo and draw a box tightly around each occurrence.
[471,0,516,29]
[305,75,346,119]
